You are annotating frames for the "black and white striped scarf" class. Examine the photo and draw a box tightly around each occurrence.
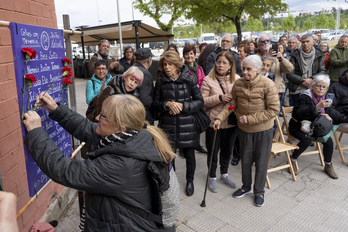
[97,130,139,149]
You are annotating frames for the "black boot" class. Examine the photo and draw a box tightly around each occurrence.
[195,145,207,154]
[185,182,194,196]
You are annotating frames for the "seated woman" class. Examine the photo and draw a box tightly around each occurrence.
[153,50,204,197]
[93,66,143,122]
[200,51,240,193]
[85,60,113,105]
[23,93,176,232]
[289,74,338,179]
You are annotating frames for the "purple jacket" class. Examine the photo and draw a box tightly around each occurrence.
[188,65,205,89]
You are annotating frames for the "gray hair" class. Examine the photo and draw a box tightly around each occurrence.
[242,55,262,70]
[339,35,348,41]
[288,37,297,43]
[261,54,274,67]
[320,42,330,50]
[222,33,233,41]
[311,74,330,88]
[98,39,110,47]
[313,34,318,40]
[257,34,269,44]
[301,34,313,42]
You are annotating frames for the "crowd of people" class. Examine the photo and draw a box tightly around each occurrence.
[14,33,348,231]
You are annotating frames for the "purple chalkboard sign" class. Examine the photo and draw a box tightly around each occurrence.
[10,22,72,197]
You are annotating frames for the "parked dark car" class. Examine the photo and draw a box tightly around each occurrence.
[149,41,164,49]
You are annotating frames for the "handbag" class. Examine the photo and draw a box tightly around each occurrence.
[194,108,211,133]
[314,125,339,143]
[217,79,237,125]
[306,115,334,138]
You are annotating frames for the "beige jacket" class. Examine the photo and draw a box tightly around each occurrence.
[270,57,293,93]
[216,73,279,133]
[201,74,240,129]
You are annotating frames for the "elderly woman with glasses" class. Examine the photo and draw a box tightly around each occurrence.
[92,66,143,122]
[86,59,113,105]
[289,74,338,179]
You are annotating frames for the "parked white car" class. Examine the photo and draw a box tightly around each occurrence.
[323,32,343,41]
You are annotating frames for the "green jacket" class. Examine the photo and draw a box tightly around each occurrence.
[329,44,348,82]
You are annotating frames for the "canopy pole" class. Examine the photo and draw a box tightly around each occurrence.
[134,21,141,49]
[63,14,77,112]
[116,0,123,59]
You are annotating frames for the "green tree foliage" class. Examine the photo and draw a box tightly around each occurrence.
[316,10,329,28]
[282,12,295,32]
[133,0,185,32]
[245,18,264,32]
[186,0,287,43]
[303,17,314,31]
[328,14,336,29]
[340,21,345,29]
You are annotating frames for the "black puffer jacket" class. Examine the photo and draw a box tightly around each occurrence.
[153,65,204,149]
[24,104,174,232]
[94,74,140,119]
[205,47,242,76]
[326,70,348,123]
[287,48,325,92]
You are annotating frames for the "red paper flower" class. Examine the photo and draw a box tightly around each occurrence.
[228,105,235,111]
[21,47,37,60]
[62,77,73,85]
[25,74,37,83]
[62,58,72,67]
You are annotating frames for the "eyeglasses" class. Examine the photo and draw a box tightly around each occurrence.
[260,39,270,43]
[221,40,232,43]
[315,85,327,89]
[99,112,109,121]
[125,51,133,54]
[96,68,107,71]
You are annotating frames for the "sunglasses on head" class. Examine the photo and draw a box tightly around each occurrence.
[260,39,270,43]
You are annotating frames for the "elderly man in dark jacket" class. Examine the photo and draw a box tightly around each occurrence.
[205,34,242,76]
[133,48,155,124]
[326,69,348,124]
[287,34,326,105]
[88,39,124,77]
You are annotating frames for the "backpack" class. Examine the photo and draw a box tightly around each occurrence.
[86,80,98,122]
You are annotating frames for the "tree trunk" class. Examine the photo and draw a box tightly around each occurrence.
[232,16,242,44]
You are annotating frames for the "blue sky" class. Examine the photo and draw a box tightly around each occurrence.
[55,0,348,29]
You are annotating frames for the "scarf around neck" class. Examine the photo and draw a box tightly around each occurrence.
[310,90,325,115]
[185,61,198,80]
[98,130,139,149]
[299,47,315,79]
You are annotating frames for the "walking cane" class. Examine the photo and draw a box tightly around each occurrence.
[201,127,218,207]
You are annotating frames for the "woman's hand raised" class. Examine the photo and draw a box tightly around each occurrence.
[23,111,42,132]
[35,92,58,113]
[317,99,331,110]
